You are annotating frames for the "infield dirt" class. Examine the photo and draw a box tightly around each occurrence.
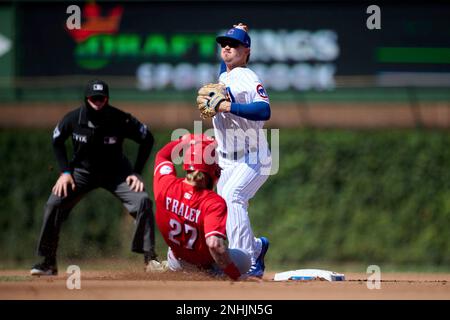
[0,269,448,300]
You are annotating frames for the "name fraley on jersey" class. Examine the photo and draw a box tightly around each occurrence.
[165,196,201,224]
[159,163,201,224]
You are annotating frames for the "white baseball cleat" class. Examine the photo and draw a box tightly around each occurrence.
[145,260,169,273]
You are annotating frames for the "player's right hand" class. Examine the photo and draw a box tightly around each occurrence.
[52,173,76,198]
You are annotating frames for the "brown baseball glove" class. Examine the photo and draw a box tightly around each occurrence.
[196,83,229,119]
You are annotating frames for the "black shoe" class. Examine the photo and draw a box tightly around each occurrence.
[30,260,58,276]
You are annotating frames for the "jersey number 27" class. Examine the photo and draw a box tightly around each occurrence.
[168,219,198,250]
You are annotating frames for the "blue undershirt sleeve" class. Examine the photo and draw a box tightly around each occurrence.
[229,101,271,121]
[219,61,226,77]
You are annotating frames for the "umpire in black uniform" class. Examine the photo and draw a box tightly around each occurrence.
[31,79,162,275]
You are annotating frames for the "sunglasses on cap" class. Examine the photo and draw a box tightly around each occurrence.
[219,40,242,48]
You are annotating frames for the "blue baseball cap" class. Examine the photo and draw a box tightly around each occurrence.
[216,28,251,48]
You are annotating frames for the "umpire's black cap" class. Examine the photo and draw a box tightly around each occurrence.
[85,79,109,98]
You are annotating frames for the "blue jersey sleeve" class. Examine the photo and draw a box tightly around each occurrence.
[229,101,271,121]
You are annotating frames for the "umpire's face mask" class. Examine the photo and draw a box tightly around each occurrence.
[87,95,108,111]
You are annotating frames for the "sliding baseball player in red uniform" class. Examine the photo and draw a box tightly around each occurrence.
[153,134,250,280]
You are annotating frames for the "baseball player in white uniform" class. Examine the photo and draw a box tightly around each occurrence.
[211,23,272,278]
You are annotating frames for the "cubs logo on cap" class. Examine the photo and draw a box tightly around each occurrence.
[216,27,251,48]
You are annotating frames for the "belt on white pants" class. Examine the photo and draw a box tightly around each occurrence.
[219,147,258,161]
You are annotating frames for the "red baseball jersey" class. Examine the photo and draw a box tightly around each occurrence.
[153,140,227,268]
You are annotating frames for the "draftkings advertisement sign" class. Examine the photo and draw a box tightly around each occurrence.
[17,2,450,91]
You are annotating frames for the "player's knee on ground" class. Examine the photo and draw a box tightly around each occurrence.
[228,248,252,274]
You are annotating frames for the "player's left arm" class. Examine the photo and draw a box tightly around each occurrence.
[218,98,270,121]
[227,100,271,121]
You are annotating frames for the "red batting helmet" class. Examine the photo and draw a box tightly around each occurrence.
[182,134,221,185]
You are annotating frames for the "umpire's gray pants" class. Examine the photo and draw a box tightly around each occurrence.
[36,167,156,259]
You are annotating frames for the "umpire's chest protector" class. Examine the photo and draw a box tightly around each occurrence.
[71,105,130,165]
